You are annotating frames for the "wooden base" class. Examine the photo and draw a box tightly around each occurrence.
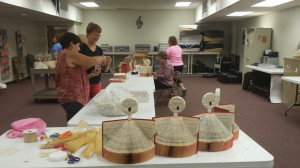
[140,73,152,77]
[155,142,198,158]
[102,147,155,164]
[198,138,233,152]
[233,128,239,140]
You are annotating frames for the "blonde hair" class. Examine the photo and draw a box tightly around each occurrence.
[77,34,87,44]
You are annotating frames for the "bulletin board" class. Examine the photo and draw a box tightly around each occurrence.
[0,29,10,81]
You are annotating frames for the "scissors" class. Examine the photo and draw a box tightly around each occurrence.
[67,154,80,164]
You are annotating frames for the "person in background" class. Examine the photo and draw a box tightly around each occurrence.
[49,34,62,59]
[153,51,174,90]
[56,32,107,121]
[77,34,88,44]
[166,36,187,97]
[80,22,112,98]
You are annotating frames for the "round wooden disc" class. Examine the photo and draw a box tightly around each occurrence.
[121,97,138,115]
[168,96,186,114]
[202,92,220,110]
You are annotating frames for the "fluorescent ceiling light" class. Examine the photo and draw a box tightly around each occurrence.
[252,0,293,7]
[175,2,191,7]
[80,2,99,7]
[227,11,253,16]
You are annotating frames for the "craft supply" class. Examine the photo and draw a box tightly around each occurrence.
[0,148,19,157]
[154,96,199,158]
[102,98,155,164]
[197,90,234,152]
[49,133,60,139]
[67,154,80,164]
[38,132,47,141]
[48,150,68,162]
[23,129,38,143]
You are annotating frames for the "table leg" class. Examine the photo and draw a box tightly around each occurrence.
[45,74,49,90]
[285,84,300,116]
[30,69,35,95]
[190,53,193,74]
[269,74,282,103]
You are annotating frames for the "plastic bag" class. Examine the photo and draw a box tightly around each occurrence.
[6,118,46,139]
[93,86,133,116]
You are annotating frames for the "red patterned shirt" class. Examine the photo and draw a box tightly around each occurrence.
[55,50,90,105]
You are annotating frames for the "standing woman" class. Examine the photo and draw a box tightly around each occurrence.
[166,36,187,97]
[49,34,62,59]
[56,32,107,121]
[80,22,112,98]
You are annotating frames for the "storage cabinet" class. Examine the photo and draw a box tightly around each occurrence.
[282,58,300,110]
[242,28,272,75]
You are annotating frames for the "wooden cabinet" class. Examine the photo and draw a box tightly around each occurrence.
[242,28,272,75]
[282,58,300,110]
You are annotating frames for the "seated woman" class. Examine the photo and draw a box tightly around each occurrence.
[153,51,174,90]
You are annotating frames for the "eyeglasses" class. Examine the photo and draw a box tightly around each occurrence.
[93,34,101,38]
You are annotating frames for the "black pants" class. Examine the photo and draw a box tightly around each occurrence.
[173,65,183,84]
[154,79,172,90]
[62,102,84,121]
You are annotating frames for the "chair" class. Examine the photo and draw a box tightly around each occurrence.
[155,71,182,104]
[214,55,223,73]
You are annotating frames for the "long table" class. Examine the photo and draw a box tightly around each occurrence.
[281,76,300,116]
[245,65,283,103]
[30,68,57,102]
[67,74,155,127]
[0,127,274,168]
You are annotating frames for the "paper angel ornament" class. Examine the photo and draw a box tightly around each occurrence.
[197,91,234,152]
[154,96,199,157]
[102,98,155,164]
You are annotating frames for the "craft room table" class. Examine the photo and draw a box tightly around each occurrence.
[68,73,155,127]
[245,65,283,103]
[30,68,57,102]
[281,76,300,116]
[0,127,274,168]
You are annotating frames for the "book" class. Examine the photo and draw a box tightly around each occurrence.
[194,91,234,152]
[154,116,199,157]
[113,73,126,79]
[153,96,199,158]
[109,78,125,82]
[102,97,155,164]
[102,119,155,164]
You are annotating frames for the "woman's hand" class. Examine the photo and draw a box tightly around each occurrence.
[105,56,112,66]
[96,56,107,66]
[88,68,101,79]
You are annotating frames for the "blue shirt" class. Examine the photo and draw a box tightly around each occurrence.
[50,43,62,59]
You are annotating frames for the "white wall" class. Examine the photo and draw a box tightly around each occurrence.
[78,9,195,51]
[233,5,300,67]
[0,16,40,83]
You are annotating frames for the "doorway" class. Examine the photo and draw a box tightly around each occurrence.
[46,26,67,52]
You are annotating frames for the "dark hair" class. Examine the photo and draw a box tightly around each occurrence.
[168,36,178,45]
[86,22,102,35]
[157,51,168,60]
[59,32,81,49]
